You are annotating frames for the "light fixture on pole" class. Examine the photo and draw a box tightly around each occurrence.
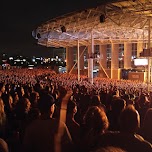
[61,26,66,33]
[100,14,105,23]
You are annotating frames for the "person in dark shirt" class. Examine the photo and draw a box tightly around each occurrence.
[22,92,73,152]
[95,105,152,152]
[66,100,80,145]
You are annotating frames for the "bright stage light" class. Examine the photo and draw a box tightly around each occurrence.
[134,58,148,66]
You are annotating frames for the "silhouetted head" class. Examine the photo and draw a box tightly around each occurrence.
[38,93,55,115]
[84,106,109,134]
[119,105,140,133]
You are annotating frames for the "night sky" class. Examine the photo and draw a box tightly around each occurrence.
[0,0,115,57]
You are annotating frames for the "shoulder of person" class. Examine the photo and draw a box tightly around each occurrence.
[135,133,152,148]
[0,138,9,152]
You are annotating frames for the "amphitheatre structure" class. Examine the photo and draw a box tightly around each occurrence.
[32,0,152,84]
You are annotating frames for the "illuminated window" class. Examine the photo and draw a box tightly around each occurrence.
[132,43,137,68]
[107,44,111,68]
[119,44,124,68]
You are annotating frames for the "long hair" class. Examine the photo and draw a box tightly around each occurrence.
[0,98,6,126]
[84,106,109,134]
[119,105,140,133]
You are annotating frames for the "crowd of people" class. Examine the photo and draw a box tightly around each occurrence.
[0,68,152,152]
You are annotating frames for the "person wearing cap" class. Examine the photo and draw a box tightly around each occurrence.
[22,92,73,152]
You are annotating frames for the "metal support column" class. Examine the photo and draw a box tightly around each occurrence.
[88,31,94,84]
[77,40,80,81]
[147,19,151,91]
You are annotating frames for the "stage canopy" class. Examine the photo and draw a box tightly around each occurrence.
[32,0,152,48]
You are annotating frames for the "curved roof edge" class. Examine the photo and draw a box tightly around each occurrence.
[33,0,152,48]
